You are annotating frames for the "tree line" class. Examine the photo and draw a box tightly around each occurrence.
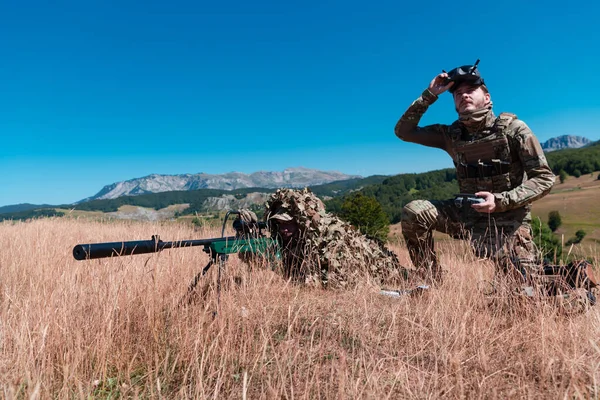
[325,169,459,224]
[545,140,600,177]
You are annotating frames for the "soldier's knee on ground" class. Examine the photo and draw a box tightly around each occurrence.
[401,200,438,234]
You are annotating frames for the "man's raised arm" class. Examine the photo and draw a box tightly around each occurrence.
[394,73,453,149]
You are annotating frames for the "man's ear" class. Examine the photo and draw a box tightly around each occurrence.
[484,92,491,104]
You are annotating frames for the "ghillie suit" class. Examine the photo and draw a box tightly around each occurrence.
[265,188,409,289]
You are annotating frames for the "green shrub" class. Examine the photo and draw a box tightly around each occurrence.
[339,193,390,242]
[547,211,562,232]
[559,169,567,184]
[566,229,587,246]
[532,217,562,262]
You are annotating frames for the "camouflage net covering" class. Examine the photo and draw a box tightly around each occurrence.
[265,188,408,289]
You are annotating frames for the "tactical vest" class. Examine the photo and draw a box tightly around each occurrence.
[449,113,518,194]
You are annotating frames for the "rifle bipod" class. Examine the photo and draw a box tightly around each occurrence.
[179,252,229,316]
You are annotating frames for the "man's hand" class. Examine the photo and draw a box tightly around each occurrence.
[471,191,496,213]
[428,73,454,95]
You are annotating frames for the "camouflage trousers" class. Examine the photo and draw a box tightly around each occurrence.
[401,199,538,282]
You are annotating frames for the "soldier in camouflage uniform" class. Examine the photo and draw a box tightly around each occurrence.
[394,63,555,284]
[264,188,409,289]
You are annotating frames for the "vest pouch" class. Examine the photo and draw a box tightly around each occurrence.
[453,131,514,194]
[458,177,482,194]
[474,176,494,192]
[491,172,512,192]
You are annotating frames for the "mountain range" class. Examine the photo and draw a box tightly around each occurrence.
[540,135,591,152]
[81,167,361,202]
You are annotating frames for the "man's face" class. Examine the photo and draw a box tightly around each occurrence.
[453,85,491,113]
[277,220,299,241]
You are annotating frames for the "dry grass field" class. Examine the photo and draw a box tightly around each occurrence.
[2,217,600,398]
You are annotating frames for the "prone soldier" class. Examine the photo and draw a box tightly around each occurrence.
[261,188,409,289]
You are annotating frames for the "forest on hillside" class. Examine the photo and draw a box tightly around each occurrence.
[324,169,458,223]
[545,141,600,176]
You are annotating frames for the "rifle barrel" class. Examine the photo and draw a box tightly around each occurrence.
[73,236,236,260]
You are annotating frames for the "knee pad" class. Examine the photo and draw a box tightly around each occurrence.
[402,200,437,228]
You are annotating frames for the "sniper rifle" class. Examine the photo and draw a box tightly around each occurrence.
[73,210,280,308]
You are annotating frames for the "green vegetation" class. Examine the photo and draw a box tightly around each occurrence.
[339,193,390,242]
[68,188,250,213]
[558,169,567,184]
[326,169,459,224]
[532,217,562,262]
[0,203,54,214]
[547,211,562,232]
[575,229,587,242]
[545,140,600,176]
[62,187,274,216]
[310,175,389,197]
[0,209,65,222]
[566,229,587,246]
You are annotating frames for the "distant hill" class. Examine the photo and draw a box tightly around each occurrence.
[69,187,271,216]
[541,135,591,152]
[0,203,53,214]
[0,208,65,221]
[310,175,389,198]
[545,140,600,176]
[82,167,361,202]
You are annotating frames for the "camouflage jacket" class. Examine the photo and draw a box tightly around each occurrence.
[394,89,555,221]
[265,188,407,289]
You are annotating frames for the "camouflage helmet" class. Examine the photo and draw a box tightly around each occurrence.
[268,208,293,222]
[265,188,325,232]
[446,59,485,94]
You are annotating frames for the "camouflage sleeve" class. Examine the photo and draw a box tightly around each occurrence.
[493,121,555,212]
[394,89,448,150]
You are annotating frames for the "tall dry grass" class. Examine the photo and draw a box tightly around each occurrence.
[1,217,600,398]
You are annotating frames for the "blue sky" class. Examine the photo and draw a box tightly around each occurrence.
[1,0,599,206]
